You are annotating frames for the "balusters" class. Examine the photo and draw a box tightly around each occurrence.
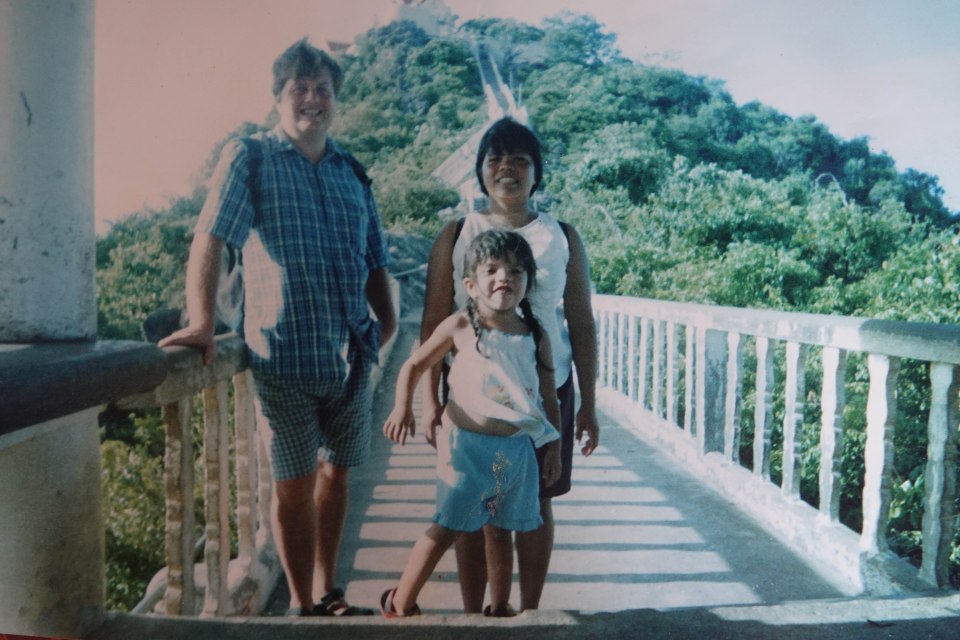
[860,354,899,554]
[819,347,847,522]
[684,325,696,435]
[698,329,728,454]
[723,332,743,463]
[753,337,774,480]
[602,311,614,390]
[162,399,196,615]
[233,370,258,573]
[627,314,638,402]
[652,320,664,418]
[920,363,959,587]
[666,321,680,425]
[255,406,274,550]
[587,294,960,587]
[781,342,806,498]
[638,318,650,409]
[617,312,629,396]
[201,381,231,616]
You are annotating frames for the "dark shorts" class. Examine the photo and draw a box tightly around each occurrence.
[536,374,575,499]
[253,350,373,481]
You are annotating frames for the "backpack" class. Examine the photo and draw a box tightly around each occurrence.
[215,137,371,333]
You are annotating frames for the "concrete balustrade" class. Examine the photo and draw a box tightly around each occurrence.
[118,278,400,618]
[593,294,960,594]
[120,335,281,617]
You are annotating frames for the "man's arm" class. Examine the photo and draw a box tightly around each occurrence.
[366,267,397,348]
[158,231,223,364]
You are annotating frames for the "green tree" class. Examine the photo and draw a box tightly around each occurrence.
[540,12,620,67]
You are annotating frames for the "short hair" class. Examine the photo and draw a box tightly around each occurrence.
[475,118,544,196]
[272,38,344,97]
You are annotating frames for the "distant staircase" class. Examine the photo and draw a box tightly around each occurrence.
[431,39,529,212]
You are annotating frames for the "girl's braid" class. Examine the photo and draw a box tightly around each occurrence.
[465,297,485,355]
[519,297,553,371]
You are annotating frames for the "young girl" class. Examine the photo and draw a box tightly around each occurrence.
[381,229,562,618]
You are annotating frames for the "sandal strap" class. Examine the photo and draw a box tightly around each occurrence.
[380,588,421,618]
[319,587,374,616]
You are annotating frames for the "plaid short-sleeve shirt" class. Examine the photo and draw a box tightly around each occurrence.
[196,126,390,383]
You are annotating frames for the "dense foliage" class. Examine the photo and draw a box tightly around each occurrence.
[97,11,959,607]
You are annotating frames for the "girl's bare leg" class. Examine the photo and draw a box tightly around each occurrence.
[516,497,553,610]
[454,530,487,612]
[393,524,460,614]
[484,524,514,611]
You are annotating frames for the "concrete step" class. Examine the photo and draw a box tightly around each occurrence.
[89,593,960,640]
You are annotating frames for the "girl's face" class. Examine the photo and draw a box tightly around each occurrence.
[465,255,529,314]
[481,150,536,201]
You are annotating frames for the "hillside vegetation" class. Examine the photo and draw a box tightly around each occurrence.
[96,12,959,609]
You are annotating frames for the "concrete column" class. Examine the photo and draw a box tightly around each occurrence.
[0,410,105,637]
[0,1,103,637]
[0,0,96,340]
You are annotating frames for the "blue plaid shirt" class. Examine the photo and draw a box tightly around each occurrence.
[196,126,390,383]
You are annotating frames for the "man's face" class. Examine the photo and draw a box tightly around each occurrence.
[275,70,336,140]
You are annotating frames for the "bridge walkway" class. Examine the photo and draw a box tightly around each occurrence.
[268,315,841,614]
[89,317,960,639]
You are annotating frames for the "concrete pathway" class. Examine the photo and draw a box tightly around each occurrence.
[266,318,842,615]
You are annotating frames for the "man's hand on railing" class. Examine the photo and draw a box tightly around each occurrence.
[158,325,217,365]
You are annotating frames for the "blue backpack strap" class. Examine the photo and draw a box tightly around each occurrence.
[240,137,263,205]
[340,150,372,187]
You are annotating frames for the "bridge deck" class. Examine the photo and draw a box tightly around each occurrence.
[266,317,841,615]
[88,317,960,638]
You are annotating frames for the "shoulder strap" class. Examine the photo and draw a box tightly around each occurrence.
[340,150,372,187]
[557,219,571,244]
[452,216,466,248]
[240,137,263,209]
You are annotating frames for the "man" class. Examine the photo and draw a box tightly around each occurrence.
[160,39,396,616]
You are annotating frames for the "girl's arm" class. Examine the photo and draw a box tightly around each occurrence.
[536,334,563,488]
[562,223,600,456]
[384,313,463,445]
[418,220,460,447]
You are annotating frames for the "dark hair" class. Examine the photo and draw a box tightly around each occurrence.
[475,118,544,196]
[272,38,343,97]
[462,230,551,370]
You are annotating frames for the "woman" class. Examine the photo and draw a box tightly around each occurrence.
[419,117,600,613]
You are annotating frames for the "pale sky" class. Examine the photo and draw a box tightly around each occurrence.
[94,0,960,234]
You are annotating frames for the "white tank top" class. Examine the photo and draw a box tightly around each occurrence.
[451,212,572,386]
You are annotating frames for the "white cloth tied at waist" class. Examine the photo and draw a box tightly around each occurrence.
[447,327,559,448]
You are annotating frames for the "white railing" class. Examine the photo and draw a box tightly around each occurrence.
[593,295,959,593]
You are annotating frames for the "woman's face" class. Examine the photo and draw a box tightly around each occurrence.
[481,149,536,203]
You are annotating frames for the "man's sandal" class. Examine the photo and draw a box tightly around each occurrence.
[380,588,421,618]
[315,587,374,616]
[484,603,518,618]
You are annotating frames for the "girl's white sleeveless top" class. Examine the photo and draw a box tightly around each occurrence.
[446,328,559,447]
[451,212,572,386]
